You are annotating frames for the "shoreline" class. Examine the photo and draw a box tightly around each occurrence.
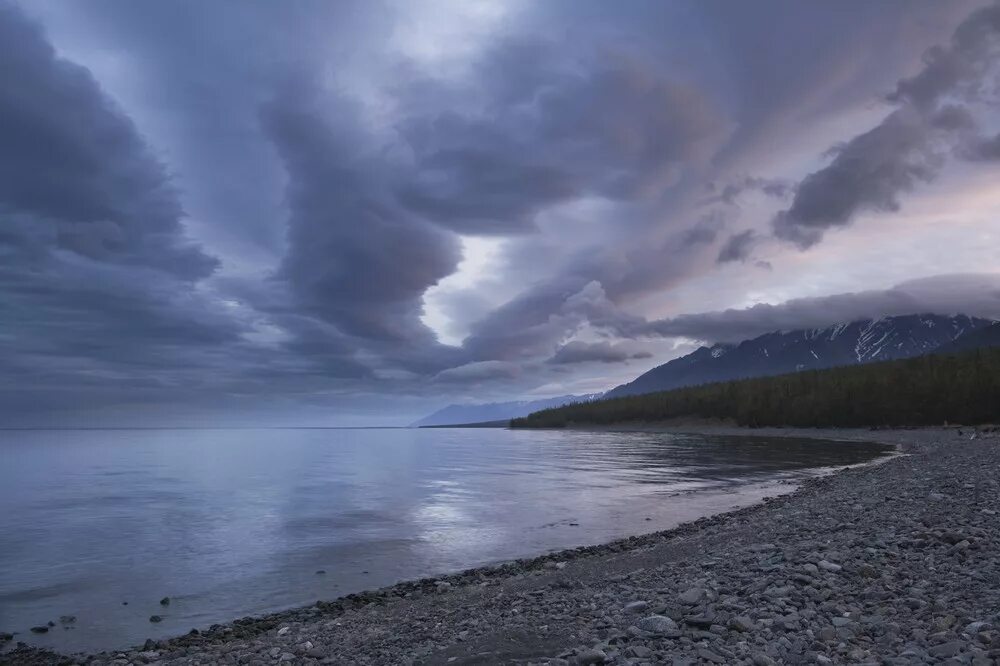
[5,426,999,665]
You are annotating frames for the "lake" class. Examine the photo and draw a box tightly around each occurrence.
[0,427,890,653]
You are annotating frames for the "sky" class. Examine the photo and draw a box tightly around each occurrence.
[1,0,999,426]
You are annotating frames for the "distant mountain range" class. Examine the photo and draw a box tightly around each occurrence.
[605,314,992,398]
[414,314,997,426]
[410,394,599,427]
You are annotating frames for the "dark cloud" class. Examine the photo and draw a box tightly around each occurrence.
[2,0,996,423]
[681,212,726,246]
[0,1,235,402]
[708,177,791,206]
[547,341,652,365]
[773,110,944,248]
[433,361,522,384]
[32,1,395,261]
[717,229,759,263]
[964,132,1000,160]
[773,2,1000,248]
[887,3,1000,109]
[396,43,725,235]
[630,273,1000,343]
[260,80,461,349]
[0,2,216,279]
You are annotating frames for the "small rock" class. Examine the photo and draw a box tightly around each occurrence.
[277,626,291,636]
[575,648,607,664]
[59,615,76,624]
[729,615,756,632]
[624,601,649,614]
[678,587,706,605]
[817,560,842,572]
[436,581,452,593]
[30,626,49,634]
[159,597,170,606]
[636,615,678,634]
[965,621,993,634]
[697,648,726,664]
[148,615,162,623]
[628,645,652,658]
[928,640,963,658]
[752,654,776,666]
[856,563,877,578]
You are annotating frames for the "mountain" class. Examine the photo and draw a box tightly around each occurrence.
[935,320,1000,354]
[605,314,993,399]
[411,394,598,427]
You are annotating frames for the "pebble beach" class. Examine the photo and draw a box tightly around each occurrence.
[5,426,999,666]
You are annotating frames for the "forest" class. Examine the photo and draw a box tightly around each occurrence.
[511,347,1000,428]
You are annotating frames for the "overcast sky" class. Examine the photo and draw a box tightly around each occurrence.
[2,0,999,426]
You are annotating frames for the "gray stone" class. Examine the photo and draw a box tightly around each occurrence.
[678,587,706,605]
[965,621,992,634]
[628,645,652,658]
[574,648,607,664]
[928,641,964,658]
[697,648,726,663]
[624,600,649,614]
[636,615,678,634]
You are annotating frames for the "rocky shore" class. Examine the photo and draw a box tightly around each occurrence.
[4,427,999,666]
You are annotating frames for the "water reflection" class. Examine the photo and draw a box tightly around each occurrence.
[0,428,890,653]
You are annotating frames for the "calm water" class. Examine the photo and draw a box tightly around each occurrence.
[0,427,890,653]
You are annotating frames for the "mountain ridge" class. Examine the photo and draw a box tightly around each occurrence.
[415,314,995,426]
[410,394,599,427]
[605,313,992,398]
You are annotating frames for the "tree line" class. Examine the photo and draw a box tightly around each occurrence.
[510,348,1000,428]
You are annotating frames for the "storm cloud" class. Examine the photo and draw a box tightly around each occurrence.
[773,2,1000,248]
[547,341,652,365]
[632,274,1000,344]
[717,230,760,263]
[2,0,998,425]
[396,42,726,235]
[0,2,237,408]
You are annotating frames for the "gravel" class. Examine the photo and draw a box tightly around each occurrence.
[4,426,999,665]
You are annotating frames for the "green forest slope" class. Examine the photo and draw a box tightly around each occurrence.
[511,348,1000,428]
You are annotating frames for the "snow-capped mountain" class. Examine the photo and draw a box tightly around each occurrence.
[604,314,993,399]
[411,394,600,427]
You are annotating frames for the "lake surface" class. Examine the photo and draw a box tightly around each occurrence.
[0,427,890,653]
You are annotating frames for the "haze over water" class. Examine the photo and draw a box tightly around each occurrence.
[0,428,890,653]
